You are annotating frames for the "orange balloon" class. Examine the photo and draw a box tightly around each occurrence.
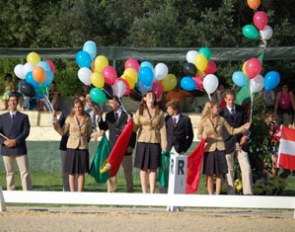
[247,0,261,10]
[32,66,46,83]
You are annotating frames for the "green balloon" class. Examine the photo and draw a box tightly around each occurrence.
[90,88,107,104]
[236,80,250,105]
[199,47,212,60]
[242,24,259,40]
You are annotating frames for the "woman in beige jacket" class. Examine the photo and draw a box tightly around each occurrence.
[198,101,250,195]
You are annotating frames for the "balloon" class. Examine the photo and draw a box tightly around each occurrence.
[194,53,208,72]
[23,63,34,77]
[155,63,168,80]
[203,74,219,95]
[136,82,151,94]
[140,61,154,71]
[199,47,212,60]
[78,67,92,85]
[46,60,56,73]
[129,87,142,102]
[37,61,51,72]
[103,84,114,99]
[232,71,247,87]
[180,77,196,91]
[27,52,41,65]
[20,81,35,97]
[161,74,177,92]
[91,72,105,88]
[25,72,40,89]
[94,55,109,73]
[120,78,131,96]
[32,66,46,83]
[90,88,107,104]
[102,66,117,85]
[186,50,198,63]
[112,79,126,98]
[264,71,280,91]
[138,66,154,86]
[83,40,96,60]
[123,68,138,86]
[14,64,25,79]
[242,24,259,40]
[76,50,92,68]
[247,0,261,10]
[242,61,248,77]
[124,58,140,72]
[44,71,54,86]
[204,60,217,74]
[250,75,264,93]
[192,76,203,89]
[245,58,262,79]
[253,11,268,30]
[35,83,48,96]
[183,63,197,77]
[152,81,163,98]
[259,25,273,40]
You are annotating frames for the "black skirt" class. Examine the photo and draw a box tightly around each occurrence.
[203,150,228,175]
[134,142,161,170]
[65,148,89,174]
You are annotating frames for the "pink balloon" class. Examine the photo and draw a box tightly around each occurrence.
[204,60,217,74]
[192,76,203,89]
[102,66,117,85]
[46,60,56,73]
[152,81,163,98]
[253,11,268,30]
[245,58,262,79]
[124,58,140,72]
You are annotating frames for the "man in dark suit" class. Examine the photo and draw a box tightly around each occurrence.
[98,96,136,192]
[219,90,253,195]
[165,100,194,155]
[0,93,32,190]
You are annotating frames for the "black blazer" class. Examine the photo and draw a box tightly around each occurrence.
[219,105,247,153]
[0,111,30,156]
[165,114,194,153]
[57,107,71,151]
[99,110,136,155]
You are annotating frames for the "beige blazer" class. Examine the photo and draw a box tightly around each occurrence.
[197,116,245,152]
[133,109,167,150]
[53,114,93,149]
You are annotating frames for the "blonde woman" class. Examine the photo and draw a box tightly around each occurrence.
[197,101,250,195]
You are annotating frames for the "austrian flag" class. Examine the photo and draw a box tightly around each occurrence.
[278,126,295,170]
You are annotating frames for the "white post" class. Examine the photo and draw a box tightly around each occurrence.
[0,186,6,212]
[167,154,187,211]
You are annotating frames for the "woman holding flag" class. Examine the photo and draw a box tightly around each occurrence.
[133,91,167,193]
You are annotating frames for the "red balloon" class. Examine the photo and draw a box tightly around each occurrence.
[102,66,117,85]
[124,58,140,72]
[253,11,268,30]
[245,58,262,79]
[204,60,217,74]
[46,60,56,73]
[152,81,163,99]
[192,76,203,89]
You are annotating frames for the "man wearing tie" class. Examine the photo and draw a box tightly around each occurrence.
[0,93,32,190]
[219,90,253,195]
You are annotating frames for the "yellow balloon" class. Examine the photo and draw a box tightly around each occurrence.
[242,61,248,77]
[91,72,105,88]
[27,52,41,65]
[94,55,109,73]
[161,74,177,92]
[194,53,208,72]
[121,75,135,89]
[123,68,138,84]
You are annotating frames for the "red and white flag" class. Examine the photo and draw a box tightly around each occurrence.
[278,126,295,170]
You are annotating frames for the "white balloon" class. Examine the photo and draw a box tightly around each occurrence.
[112,79,126,98]
[155,63,168,80]
[203,74,219,94]
[14,64,25,79]
[186,50,198,63]
[78,67,92,85]
[250,75,264,93]
[260,25,273,40]
[23,62,34,76]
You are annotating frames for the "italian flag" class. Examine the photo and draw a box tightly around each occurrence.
[278,126,295,170]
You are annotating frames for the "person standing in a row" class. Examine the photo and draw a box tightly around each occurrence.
[133,91,167,193]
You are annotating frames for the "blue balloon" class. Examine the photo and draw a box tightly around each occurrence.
[138,66,154,86]
[232,71,247,87]
[37,61,51,72]
[264,71,280,91]
[136,82,151,95]
[83,41,97,60]
[25,72,40,89]
[140,61,154,71]
[76,50,92,68]
[44,71,54,86]
[180,76,196,91]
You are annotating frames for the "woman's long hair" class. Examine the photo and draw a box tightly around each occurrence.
[70,98,85,116]
[201,101,217,122]
[138,91,159,115]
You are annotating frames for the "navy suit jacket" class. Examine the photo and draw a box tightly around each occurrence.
[165,114,194,153]
[99,110,136,155]
[0,111,30,156]
[219,105,247,153]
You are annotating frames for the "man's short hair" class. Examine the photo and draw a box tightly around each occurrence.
[111,96,121,106]
[9,92,20,101]
[223,90,236,98]
[166,100,181,113]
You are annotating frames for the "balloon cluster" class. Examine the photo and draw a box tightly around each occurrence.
[14,52,55,99]
[182,47,218,98]
[242,0,273,41]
